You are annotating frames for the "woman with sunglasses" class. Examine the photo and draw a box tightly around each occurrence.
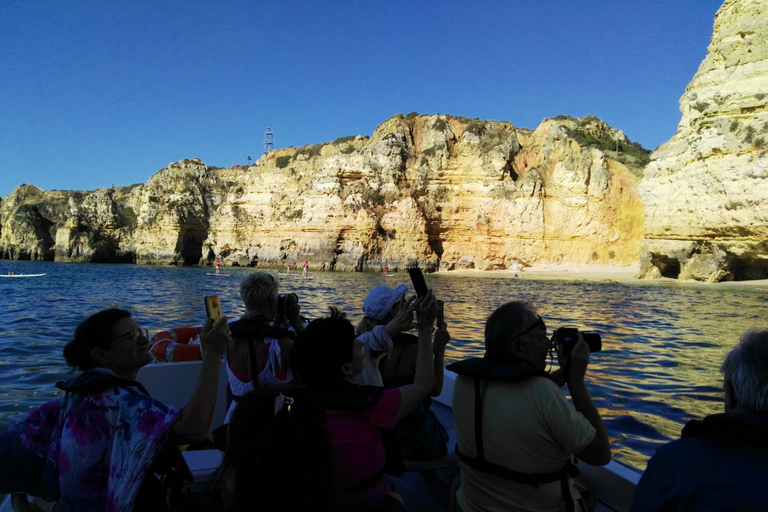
[0,308,231,512]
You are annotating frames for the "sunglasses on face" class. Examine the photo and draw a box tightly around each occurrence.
[110,329,149,343]
[513,316,546,341]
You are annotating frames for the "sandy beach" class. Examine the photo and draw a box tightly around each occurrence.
[442,264,768,290]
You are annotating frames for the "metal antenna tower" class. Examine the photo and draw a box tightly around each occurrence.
[263,127,274,155]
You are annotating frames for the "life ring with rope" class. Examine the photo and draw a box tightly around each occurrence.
[150,327,204,362]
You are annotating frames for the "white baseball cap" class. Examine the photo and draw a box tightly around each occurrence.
[363,284,409,320]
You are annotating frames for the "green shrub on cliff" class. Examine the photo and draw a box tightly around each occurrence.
[449,115,477,124]
[285,208,303,220]
[566,128,651,167]
[422,146,439,157]
[276,156,291,168]
[692,101,709,113]
[366,190,386,206]
[294,143,325,160]
[118,206,137,227]
[744,125,756,144]
[433,118,448,132]
[465,121,484,137]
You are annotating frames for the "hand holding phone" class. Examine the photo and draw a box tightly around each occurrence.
[204,295,223,322]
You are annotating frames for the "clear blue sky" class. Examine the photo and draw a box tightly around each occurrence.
[1,1,724,198]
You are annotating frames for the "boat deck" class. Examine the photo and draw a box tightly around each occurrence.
[1,362,640,512]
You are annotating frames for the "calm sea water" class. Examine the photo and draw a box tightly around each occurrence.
[1,261,767,471]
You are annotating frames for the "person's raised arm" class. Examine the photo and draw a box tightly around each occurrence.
[285,293,304,333]
[384,296,418,338]
[171,316,229,444]
[431,323,450,396]
[394,291,436,422]
[563,340,611,465]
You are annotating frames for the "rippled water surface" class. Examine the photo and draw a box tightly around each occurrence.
[2,261,767,471]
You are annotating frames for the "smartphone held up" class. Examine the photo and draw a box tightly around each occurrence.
[408,266,446,328]
[407,267,429,298]
[204,295,223,322]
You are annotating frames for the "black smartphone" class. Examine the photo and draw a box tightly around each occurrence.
[204,295,222,321]
[407,267,429,297]
[437,299,445,328]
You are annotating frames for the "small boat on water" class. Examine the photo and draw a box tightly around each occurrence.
[0,273,46,278]
[0,361,641,512]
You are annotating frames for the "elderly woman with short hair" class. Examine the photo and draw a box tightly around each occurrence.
[224,272,302,423]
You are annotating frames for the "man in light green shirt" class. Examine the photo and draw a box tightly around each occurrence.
[452,301,611,512]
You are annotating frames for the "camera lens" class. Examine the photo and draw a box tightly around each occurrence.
[554,328,601,355]
[583,333,602,353]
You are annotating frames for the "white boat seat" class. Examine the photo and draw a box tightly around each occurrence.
[180,449,226,492]
[136,360,229,436]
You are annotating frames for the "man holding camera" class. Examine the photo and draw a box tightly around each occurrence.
[448,301,610,512]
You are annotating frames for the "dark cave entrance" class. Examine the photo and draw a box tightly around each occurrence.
[730,257,768,281]
[176,228,207,266]
[650,254,681,279]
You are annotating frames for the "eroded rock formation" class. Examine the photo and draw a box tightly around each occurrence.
[0,115,646,271]
[638,0,768,282]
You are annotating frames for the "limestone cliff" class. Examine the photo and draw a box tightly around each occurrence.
[206,114,644,271]
[0,115,646,271]
[638,0,768,282]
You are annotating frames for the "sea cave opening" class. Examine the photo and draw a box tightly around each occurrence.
[650,254,681,279]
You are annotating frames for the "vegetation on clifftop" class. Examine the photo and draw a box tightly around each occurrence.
[558,115,651,167]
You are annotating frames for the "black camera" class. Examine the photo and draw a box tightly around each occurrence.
[277,293,298,313]
[553,328,602,357]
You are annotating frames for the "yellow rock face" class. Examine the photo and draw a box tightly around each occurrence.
[638,0,768,282]
[0,117,646,271]
[204,114,644,271]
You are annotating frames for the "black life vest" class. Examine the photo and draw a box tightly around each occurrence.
[447,357,580,512]
[56,369,152,395]
[228,318,296,388]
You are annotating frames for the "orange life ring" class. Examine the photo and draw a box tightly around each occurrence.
[150,327,204,362]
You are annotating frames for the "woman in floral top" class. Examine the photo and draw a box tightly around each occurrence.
[0,308,231,512]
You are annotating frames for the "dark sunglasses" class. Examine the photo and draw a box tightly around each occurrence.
[110,329,149,342]
[513,316,546,341]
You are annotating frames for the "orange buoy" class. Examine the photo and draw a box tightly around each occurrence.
[150,327,204,362]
